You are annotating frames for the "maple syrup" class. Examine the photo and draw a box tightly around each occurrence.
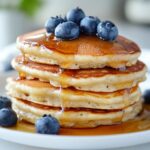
[18,29,140,56]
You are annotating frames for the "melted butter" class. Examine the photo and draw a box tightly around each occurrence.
[18,29,140,56]
[9,104,150,136]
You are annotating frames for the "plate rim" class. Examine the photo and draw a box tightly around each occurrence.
[0,126,150,149]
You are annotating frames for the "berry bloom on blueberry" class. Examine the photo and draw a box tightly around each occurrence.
[66,7,85,24]
[35,115,60,134]
[0,96,12,109]
[45,16,64,33]
[0,108,18,127]
[80,16,100,35]
[97,21,118,41]
[55,21,80,40]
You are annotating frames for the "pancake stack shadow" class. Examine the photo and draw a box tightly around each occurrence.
[6,30,147,128]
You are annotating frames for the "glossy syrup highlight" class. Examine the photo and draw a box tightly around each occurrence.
[18,29,140,56]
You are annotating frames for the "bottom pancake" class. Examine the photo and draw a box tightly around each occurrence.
[12,97,143,128]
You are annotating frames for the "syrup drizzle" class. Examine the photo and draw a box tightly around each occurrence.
[18,29,141,56]
[55,87,64,117]
[54,66,65,117]
[123,88,132,106]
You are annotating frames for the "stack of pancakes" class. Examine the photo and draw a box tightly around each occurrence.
[6,29,147,128]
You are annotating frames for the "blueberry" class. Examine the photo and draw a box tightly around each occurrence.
[45,16,64,33]
[97,20,118,41]
[80,16,100,35]
[143,90,150,104]
[0,96,11,109]
[66,7,85,24]
[55,21,80,40]
[35,115,60,134]
[0,108,17,127]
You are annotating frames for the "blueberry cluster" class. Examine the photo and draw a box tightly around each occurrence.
[0,96,18,127]
[45,7,118,41]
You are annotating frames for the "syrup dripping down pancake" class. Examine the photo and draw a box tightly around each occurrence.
[17,29,141,69]
[12,56,147,92]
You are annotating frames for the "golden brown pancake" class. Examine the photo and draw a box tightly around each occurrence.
[6,78,141,110]
[12,56,147,92]
[12,97,143,128]
[17,29,141,69]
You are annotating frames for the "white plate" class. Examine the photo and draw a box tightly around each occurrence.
[0,49,150,150]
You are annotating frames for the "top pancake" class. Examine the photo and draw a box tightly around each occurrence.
[17,29,141,69]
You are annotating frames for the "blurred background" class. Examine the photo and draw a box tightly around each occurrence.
[0,0,150,71]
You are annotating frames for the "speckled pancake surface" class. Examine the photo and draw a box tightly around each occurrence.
[17,29,141,69]
[12,97,143,128]
[6,78,141,110]
[12,56,146,92]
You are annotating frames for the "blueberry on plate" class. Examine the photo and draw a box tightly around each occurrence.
[0,108,18,127]
[143,90,150,104]
[45,16,64,33]
[66,7,85,24]
[97,20,118,41]
[0,96,11,109]
[80,16,100,35]
[35,115,60,134]
[55,21,80,40]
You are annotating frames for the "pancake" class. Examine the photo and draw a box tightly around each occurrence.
[7,27,146,128]
[17,29,141,69]
[12,97,143,128]
[6,78,141,110]
[12,56,147,92]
